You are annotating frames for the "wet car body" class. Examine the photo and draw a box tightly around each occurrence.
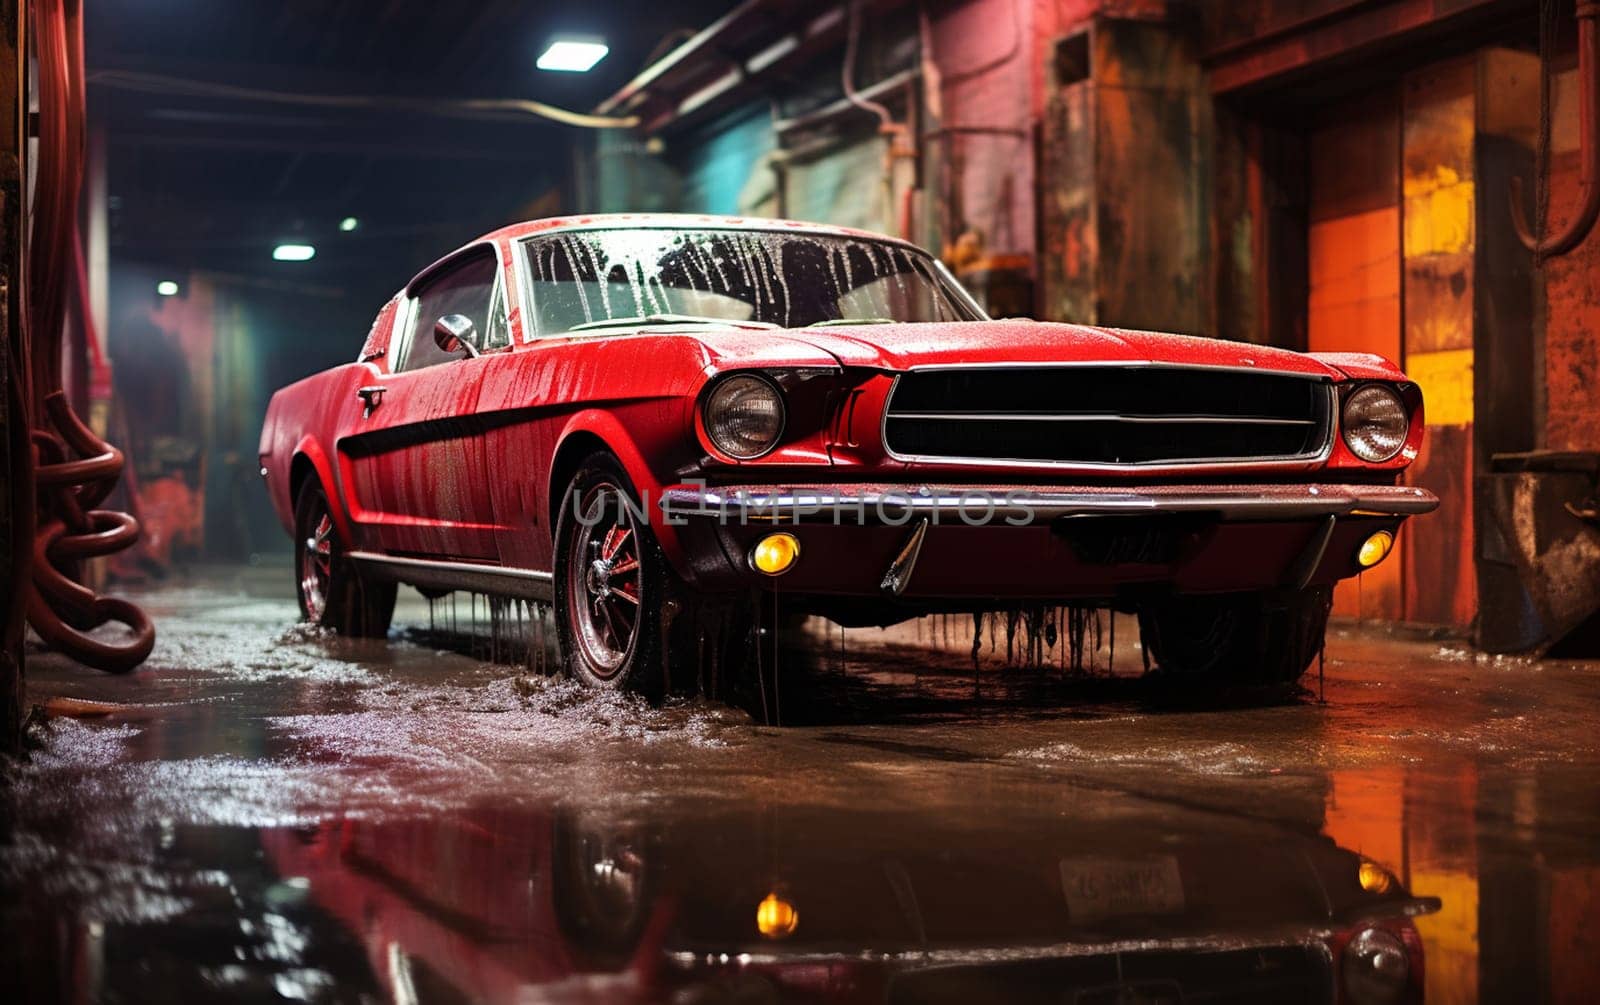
[259,213,1437,691]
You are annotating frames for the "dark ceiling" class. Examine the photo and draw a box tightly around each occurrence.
[88,0,739,306]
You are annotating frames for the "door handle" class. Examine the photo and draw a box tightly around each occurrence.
[357,385,387,417]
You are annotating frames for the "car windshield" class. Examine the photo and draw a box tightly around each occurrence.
[521,227,982,335]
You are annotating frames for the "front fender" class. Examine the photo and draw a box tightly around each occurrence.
[290,435,360,548]
[550,406,696,570]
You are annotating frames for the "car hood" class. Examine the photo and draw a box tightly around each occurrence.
[780,319,1342,378]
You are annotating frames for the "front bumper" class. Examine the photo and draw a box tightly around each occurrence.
[658,481,1439,603]
[660,482,1438,524]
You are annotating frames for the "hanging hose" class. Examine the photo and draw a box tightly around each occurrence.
[24,0,153,673]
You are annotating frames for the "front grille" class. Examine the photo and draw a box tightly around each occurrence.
[882,365,1334,467]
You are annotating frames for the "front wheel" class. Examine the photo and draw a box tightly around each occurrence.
[294,481,395,637]
[552,453,674,697]
[1137,586,1332,685]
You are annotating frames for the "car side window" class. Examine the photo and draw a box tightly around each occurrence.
[399,249,499,371]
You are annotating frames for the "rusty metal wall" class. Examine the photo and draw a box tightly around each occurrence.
[1542,65,1600,451]
[1401,57,1479,629]
[1038,13,1209,332]
[1307,89,1405,621]
[1039,52,1097,322]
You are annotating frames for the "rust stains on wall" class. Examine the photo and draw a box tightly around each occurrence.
[1307,89,1404,621]
[1038,14,1209,333]
[1402,57,1479,629]
[1543,68,1600,451]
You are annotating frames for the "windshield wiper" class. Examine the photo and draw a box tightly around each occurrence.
[567,314,779,332]
[805,317,898,327]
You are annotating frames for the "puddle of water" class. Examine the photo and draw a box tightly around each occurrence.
[5,577,1599,1002]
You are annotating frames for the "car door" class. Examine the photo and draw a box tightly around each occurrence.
[339,245,508,561]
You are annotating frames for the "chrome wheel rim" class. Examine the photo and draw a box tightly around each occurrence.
[566,483,642,678]
[300,508,333,623]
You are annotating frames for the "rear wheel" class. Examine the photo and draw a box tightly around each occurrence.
[1137,586,1332,685]
[553,453,672,697]
[294,481,395,637]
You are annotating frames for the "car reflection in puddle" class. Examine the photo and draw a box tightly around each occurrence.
[229,802,1425,1003]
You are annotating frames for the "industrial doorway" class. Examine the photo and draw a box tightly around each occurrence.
[1305,56,1520,630]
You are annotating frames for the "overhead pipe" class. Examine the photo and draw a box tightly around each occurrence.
[1512,0,1600,260]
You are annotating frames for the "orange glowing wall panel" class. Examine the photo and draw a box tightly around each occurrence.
[1400,58,1477,629]
[1307,91,1404,620]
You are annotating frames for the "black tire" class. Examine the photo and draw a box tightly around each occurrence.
[1137,586,1332,685]
[550,813,655,968]
[293,481,395,637]
[552,453,675,697]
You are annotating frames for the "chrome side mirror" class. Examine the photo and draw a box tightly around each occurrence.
[433,314,481,358]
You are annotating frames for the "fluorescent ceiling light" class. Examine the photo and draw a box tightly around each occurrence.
[273,243,315,262]
[156,280,179,296]
[537,40,608,72]
[339,216,359,232]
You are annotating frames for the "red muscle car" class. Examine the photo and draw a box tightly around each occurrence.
[259,214,1436,695]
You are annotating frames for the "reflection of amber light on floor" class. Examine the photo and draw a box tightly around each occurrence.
[1325,767,1481,1004]
[1551,867,1600,1004]
[1323,767,1405,873]
[1408,767,1478,1005]
[1411,868,1478,1005]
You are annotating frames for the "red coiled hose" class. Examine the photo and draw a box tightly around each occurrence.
[23,0,153,672]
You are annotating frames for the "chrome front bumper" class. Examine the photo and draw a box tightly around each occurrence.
[659,482,1440,525]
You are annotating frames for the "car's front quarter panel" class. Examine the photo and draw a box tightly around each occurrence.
[259,363,375,545]
[471,329,842,574]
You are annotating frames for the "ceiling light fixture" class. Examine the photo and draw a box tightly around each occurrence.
[537,39,609,73]
[339,216,359,232]
[273,243,316,262]
[156,280,179,296]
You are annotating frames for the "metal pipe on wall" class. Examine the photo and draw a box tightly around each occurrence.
[1513,0,1600,260]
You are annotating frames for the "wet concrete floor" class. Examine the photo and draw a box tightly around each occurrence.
[3,562,1598,1003]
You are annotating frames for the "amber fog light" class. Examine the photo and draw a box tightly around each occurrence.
[704,374,785,459]
[751,532,800,576]
[756,892,798,938]
[1358,530,1395,569]
[1358,859,1395,893]
[1342,385,1409,462]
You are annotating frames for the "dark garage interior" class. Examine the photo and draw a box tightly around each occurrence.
[3,0,1599,1001]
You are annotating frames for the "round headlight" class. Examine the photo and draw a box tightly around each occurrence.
[1341,926,1410,1004]
[704,375,785,459]
[1342,385,1409,462]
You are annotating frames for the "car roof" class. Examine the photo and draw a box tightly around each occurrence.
[480,212,904,246]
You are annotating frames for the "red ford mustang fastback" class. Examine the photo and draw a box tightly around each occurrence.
[259,214,1436,695]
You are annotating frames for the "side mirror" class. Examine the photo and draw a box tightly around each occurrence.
[433,314,481,358]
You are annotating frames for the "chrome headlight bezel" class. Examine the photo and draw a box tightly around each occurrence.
[1341,926,1411,1003]
[1341,384,1409,463]
[702,373,787,460]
